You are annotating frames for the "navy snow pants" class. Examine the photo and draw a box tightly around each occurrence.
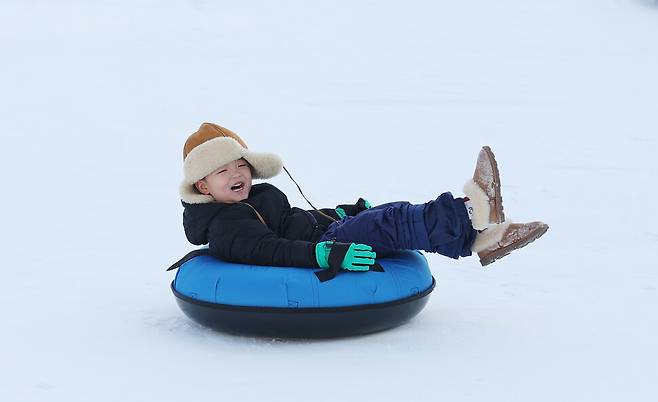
[319,192,477,259]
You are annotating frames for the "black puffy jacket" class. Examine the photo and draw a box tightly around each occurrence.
[182,183,353,268]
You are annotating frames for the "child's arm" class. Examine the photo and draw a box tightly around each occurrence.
[335,197,372,218]
[308,198,373,223]
[207,216,320,268]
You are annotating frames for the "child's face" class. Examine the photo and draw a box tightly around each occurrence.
[195,158,253,203]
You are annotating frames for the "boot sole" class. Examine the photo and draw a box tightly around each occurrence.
[482,146,505,224]
[479,223,549,266]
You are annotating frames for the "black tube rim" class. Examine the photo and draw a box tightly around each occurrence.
[172,277,436,314]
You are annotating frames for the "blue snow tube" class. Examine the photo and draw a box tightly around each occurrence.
[170,249,435,338]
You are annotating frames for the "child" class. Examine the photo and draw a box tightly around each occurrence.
[180,122,548,275]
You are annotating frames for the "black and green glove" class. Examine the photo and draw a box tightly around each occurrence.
[315,241,376,271]
[335,198,373,219]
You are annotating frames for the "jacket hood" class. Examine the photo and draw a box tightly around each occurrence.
[182,201,229,245]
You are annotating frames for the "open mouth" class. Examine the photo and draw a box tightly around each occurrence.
[230,182,245,192]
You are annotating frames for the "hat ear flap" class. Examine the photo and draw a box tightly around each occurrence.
[179,181,215,204]
[244,151,283,179]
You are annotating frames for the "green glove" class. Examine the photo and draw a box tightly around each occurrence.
[335,198,373,219]
[315,241,377,271]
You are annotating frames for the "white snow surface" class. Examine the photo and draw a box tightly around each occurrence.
[2,1,658,401]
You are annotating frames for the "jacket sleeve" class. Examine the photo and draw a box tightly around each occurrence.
[335,197,371,217]
[312,208,342,221]
[207,215,320,268]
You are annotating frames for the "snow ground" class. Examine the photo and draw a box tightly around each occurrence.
[1,1,657,401]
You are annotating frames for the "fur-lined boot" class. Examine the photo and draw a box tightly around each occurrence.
[471,221,549,266]
[463,146,505,230]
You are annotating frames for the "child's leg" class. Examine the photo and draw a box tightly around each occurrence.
[320,192,477,259]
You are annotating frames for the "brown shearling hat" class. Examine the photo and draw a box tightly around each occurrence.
[180,122,283,203]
